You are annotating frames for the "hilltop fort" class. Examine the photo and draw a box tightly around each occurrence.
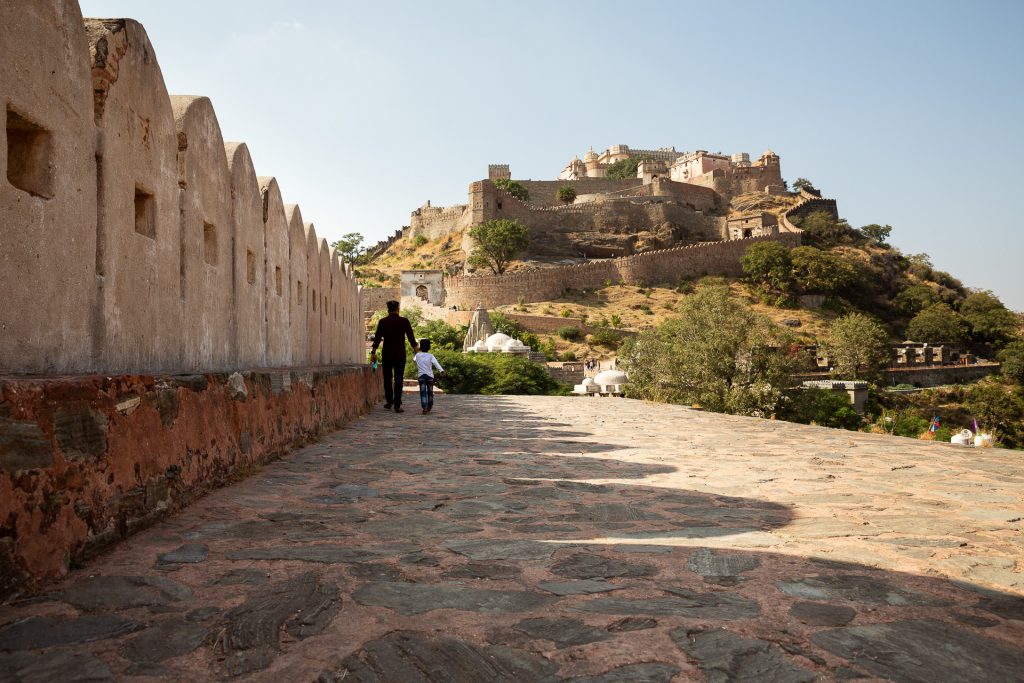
[365,144,842,312]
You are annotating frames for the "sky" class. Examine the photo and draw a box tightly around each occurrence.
[79,0,1024,310]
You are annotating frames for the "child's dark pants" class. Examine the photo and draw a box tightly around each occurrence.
[418,374,434,410]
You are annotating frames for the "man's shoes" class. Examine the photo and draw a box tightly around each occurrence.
[394,407,404,413]
[383,402,392,410]
[422,409,428,414]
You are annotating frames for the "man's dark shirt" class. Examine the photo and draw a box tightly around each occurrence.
[372,313,417,362]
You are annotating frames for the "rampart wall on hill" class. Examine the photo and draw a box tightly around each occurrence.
[1,9,365,375]
[444,233,802,308]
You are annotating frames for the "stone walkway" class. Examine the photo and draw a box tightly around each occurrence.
[1,395,1022,681]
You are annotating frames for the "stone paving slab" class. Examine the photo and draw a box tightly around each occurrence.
[1,395,1022,681]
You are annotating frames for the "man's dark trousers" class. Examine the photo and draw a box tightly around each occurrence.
[382,357,405,408]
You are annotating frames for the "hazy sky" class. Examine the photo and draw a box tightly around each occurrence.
[79,1,1024,309]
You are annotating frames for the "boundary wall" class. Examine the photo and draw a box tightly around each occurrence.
[444,233,802,309]
[0,366,381,597]
[0,6,365,375]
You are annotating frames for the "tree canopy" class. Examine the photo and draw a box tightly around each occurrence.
[492,178,530,201]
[604,156,651,180]
[821,313,890,381]
[467,219,529,275]
[330,232,365,264]
[556,185,577,204]
[740,241,792,296]
[859,223,892,246]
[620,285,798,415]
[792,178,815,192]
[793,211,858,249]
[906,303,968,342]
[789,246,857,295]
[959,290,1018,346]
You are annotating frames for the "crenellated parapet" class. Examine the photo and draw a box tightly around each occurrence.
[0,1,366,373]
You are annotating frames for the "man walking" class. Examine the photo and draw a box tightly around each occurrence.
[370,300,418,413]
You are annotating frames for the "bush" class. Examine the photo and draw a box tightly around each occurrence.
[781,388,861,430]
[557,326,581,341]
[412,235,428,248]
[406,349,567,396]
[560,308,572,318]
[492,178,530,201]
[906,303,968,342]
[589,328,622,348]
[560,351,577,361]
[415,319,465,351]
[740,242,792,298]
[556,185,577,204]
[792,211,858,248]
[998,341,1024,384]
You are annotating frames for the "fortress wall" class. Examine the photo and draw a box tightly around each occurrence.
[227,144,267,367]
[362,287,400,314]
[319,240,333,364]
[0,1,97,373]
[260,180,289,366]
[517,178,637,206]
[409,204,470,241]
[90,19,183,374]
[0,6,367,375]
[305,224,322,364]
[444,234,802,309]
[172,96,233,371]
[285,204,308,365]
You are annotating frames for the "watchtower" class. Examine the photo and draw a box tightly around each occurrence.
[488,164,511,181]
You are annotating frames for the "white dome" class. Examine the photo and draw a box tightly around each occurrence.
[471,340,487,353]
[503,338,530,352]
[595,370,628,386]
[581,377,596,386]
[485,332,511,352]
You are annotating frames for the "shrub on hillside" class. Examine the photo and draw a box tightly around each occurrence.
[780,388,861,430]
[821,313,890,382]
[589,328,622,348]
[557,326,581,341]
[998,341,1024,384]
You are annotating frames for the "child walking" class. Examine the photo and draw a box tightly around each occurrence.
[413,339,444,414]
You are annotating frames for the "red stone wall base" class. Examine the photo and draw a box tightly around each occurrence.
[0,365,382,599]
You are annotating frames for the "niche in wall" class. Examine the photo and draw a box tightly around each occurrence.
[6,108,53,199]
[134,187,155,238]
[275,266,283,296]
[296,280,304,305]
[246,249,256,284]
[203,222,217,265]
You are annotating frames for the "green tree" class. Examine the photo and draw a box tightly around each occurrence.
[492,178,530,201]
[467,219,529,275]
[414,319,466,351]
[556,185,577,204]
[821,313,890,381]
[998,340,1024,384]
[906,303,968,342]
[895,284,941,315]
[741,242,792,297]
[781,388,861,430]
[789,246,856,295]
[407,349,567,396]
[604,156,652,180]
[960,290,1018,346]
[964,379,1024,445]
[330,232,365,264]
[792,178,815,192]
[793,211,857,248]
[859,223,892,246]
[620,285,798,415]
